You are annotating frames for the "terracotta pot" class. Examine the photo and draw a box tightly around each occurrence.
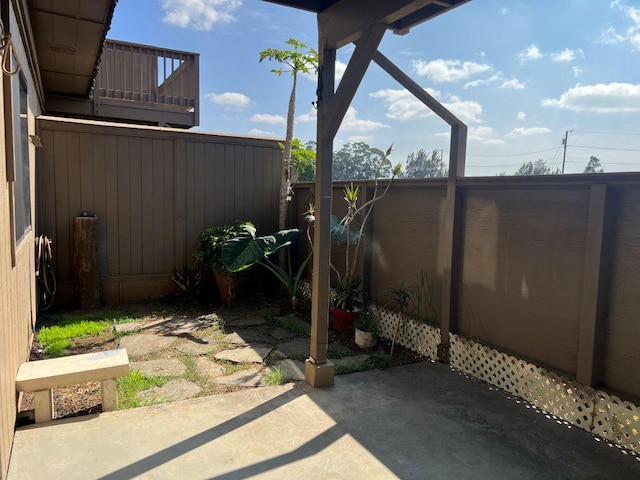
[355,328,377,349]
[213,269,252,304]
[332,306,357,333]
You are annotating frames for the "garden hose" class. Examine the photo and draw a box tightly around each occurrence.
[35,235,56,311]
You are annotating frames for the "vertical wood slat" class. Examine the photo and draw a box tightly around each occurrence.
[53,130,70,279]
[129,137,142,274]
[152,139,164,272]
[163,139,174,272]
[174,139,186,272]
[576,184,611,386]
[117,137,131,275]
[104,136,119,275]
[92,135,107,275]
[140,138,154,274]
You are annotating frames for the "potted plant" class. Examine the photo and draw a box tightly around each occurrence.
[194,221,254,304]
[328,145,402,332]
[354,306,378,349]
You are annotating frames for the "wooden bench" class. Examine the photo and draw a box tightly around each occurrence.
[16,349,130,423]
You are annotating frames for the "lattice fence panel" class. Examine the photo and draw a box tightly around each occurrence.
[593,392,640,453]
[450,334,595,432]
[373,306,438,361]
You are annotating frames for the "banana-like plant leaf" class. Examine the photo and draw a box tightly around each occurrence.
[222,226,302,272]
[330,215,361,245]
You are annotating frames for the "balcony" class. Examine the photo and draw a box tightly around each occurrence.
[45,40,200,128]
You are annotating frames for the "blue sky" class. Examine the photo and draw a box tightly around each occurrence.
[109,0,640,176]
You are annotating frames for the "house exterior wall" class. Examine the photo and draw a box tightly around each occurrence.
[37,117,282,305]
[0,2,40,478]
[295,175,640,401]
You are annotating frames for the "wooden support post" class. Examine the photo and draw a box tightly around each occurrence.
[438,123,467,362]
[73,215,100,309]
[576,184,611,386]
[306,43,336,388]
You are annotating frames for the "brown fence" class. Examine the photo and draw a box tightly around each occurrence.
[294,174,640,401]
[37,117,282,305]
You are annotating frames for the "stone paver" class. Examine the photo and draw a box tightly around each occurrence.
[224,316,268,328]
[328,343,358,357]
[274,338,309,359]
[131,359,186,377]
[330,354,370,368]
[272,359,306,381]
[138,379,200,403]
[144,315,220,336]
[214,345,272,364]
[222,330,270,345]
[174,336,218,356]
[214,368,266,387]
[274,315,311,335]
[270,327,298,340]
[114,322,144,334]
[119,334,175,358]
[194,358,225,381]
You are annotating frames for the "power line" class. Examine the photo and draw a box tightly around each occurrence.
[466,147,558,158]
[571,145,640,153]
[573,130,640,137]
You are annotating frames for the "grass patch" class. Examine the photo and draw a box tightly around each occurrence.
[38,320,112,357]
[219,360,254,376]
[278,315,309,336]
[182,356,207,386]
[335,354,392,375]
[117,370,168,409]
[264,366,285,386]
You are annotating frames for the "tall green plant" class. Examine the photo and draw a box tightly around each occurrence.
[259,39,318,266]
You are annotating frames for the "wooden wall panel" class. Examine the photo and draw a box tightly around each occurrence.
[458,187,589,375]
[605,187,640,398]
[37,118,281,304]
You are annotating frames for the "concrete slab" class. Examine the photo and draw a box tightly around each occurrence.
[9,363,640,480]
[118,335,175,358]
[330,355,370,369]
[114,322,144,334]
[272,360,306,381]
[174,336,218,356]
[194,358,225,381]
[270,327,298,340]
[214,368,266,388]
[138,379,201,404]
[222,330,270,345]
[274,338,309,359]
[224,316,268,328]
[214,345,273,364]
[131,359,186,377]
[144,315,220,336]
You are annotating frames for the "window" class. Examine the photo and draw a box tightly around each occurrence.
[13,71,31,242]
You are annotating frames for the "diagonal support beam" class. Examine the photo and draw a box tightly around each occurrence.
[373,50,462,127]
[321,23,386,141]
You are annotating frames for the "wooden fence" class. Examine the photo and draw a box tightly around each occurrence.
[294,174,640,402]
[37,117,282,305]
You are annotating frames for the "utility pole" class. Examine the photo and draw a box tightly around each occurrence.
[561,130,571,174]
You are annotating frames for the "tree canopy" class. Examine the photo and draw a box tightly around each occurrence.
[515,159,559,176]
[404,149,447,178]
[332,142,393,180]
[584,156,604,174]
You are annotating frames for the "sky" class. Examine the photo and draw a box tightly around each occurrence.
[108,0,640,176]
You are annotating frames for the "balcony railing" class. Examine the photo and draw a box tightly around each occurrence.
[93,39,200,127]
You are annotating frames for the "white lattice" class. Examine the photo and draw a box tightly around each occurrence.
[593,392,640,453]
[374,306,439,361]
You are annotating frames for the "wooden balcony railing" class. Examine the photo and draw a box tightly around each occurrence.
[93,39,200,127]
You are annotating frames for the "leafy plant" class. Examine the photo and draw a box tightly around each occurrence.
[354,306,378,334]
[171,268,203,302]
[222,225,312,311]
[386,280,416,356]
[117,371,168,409]
[264,366,285,386]
[194,221,253,273]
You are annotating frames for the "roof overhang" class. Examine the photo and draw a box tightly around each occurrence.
[27,0,117,97]
[262,0,472,47]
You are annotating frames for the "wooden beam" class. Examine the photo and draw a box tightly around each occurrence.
[322,23,386,140]
[373,50,463,127]
[576,184,611,386]
[318,0,436,48]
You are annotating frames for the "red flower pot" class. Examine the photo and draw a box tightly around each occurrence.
[332,306,357,333]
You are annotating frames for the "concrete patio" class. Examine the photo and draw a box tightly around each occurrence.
[9,362,639,479]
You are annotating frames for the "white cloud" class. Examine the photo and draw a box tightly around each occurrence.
[500,7,509,15]
[340,107,390,133]
[303,59,347,83]
[469,126,505,145]
[250,113,286,124]
[572,66,584,77]
[517,111,527,121]
[161,0,241,31]
[518,44,543,63]
[506,127,552,138]
[463,73,503,89]
[248,128,274,136]
[371,88,483,124]
[411,59,492,82]
[550,48,582,62]
[297,107,317,123]
[499,78,526,90]
[542,82,640,113]
[598,2,640,51]
[205,92,250,108]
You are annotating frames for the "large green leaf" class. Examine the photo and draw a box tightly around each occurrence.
[222,226,302,272]
[330,215,361,245]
